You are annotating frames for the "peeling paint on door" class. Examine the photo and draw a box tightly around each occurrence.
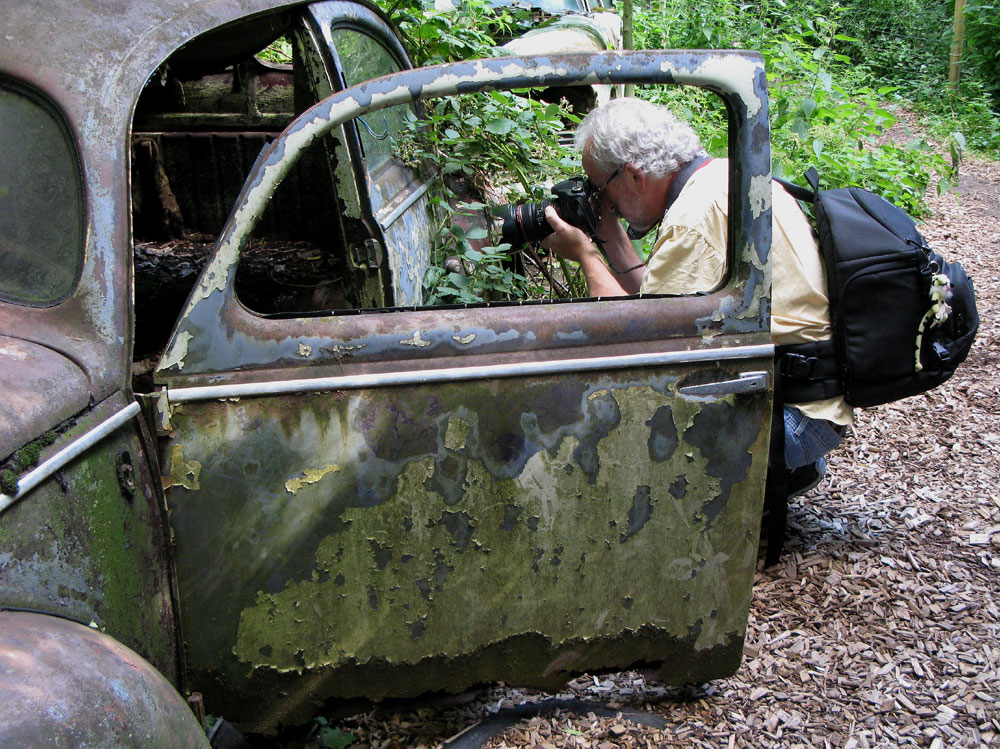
[163,364,769,729]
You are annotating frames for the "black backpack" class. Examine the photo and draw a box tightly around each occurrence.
[775,168,979,408]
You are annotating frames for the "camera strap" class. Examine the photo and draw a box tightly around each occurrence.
[664,151,712,213]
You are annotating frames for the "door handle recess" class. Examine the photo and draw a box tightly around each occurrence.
[679,371,770,397]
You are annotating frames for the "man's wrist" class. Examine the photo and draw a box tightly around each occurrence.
[610,260,645,275]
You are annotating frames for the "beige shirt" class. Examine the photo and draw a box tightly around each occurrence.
[640,159,853,425]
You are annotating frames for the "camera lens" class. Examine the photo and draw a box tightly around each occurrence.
[500,200,553,249]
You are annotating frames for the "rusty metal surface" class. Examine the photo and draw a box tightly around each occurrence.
[164,359,770,731]
[0,391,182,685]
[0,0,317,410]
[0,611,208,748]
[155,50,772,385]
[146,50,775,731]
[0,335,90,460]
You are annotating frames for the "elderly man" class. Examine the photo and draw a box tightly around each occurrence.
[541,97,852,499]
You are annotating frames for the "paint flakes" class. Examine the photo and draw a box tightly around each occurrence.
[444,417,471,451]
[749,173,772,218]
[158,331,193,372]
[285,464,340,495]
[298,342,313,358]
[161,445,201,490]
[322,343,366,361]
[453,333,476,345]
[400,330,432,348]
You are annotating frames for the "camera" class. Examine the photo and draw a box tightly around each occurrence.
[499,176,599,249]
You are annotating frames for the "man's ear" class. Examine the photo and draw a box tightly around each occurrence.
[624,162,645,189]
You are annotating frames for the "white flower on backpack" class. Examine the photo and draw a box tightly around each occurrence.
[914,273,953,372]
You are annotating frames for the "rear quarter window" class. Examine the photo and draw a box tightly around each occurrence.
[0,78,85,306]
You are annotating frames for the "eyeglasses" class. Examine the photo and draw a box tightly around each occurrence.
[587,166,622,204]
[587,166,622,222]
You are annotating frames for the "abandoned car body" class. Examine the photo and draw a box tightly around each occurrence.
[0,0,776,741]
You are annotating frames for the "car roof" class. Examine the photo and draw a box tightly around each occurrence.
[1,1,311,125]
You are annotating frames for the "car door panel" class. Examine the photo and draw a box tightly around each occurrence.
[309,2,434,305]
[153,51,774,731]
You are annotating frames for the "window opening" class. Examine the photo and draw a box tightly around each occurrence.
[130,19,376,386]
[0,78,85,306]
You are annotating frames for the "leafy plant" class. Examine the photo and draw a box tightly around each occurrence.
[259,36,294,64]
[397,88,584,302]
[631,0,962,214]
[378,0,531,66]
[965,0,1000,108]
[311,717,356,748]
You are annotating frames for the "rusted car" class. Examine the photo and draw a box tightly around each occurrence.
[0,0,775,743]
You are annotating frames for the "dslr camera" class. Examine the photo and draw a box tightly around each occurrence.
[499,176,599,249]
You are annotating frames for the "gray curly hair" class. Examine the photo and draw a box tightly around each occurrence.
[575,98,703,179]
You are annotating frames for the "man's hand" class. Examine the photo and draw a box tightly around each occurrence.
[539,206,627,297]
[540,206,600,263]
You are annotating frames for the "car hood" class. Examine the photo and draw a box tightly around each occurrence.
[0,335,90,460]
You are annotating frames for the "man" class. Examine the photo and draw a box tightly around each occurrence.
[541,97,852,496]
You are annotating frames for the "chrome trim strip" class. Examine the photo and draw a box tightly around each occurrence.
[377,181,431,230]
[168,344,775,403]
[0,402,141,516]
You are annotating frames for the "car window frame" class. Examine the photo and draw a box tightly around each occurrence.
[154,50,773,386]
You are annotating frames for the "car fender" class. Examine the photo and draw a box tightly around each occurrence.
[0,611,209,748]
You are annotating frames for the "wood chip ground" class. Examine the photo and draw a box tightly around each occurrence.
[310,132,1000,749]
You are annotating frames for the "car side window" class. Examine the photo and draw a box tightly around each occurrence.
[330,28,414,174]
[0,78,85,306]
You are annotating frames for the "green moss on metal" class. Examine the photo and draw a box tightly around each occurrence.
[232,384,766,676]
[0,418,177,679]
[1,427,62,494]
[0,469,18,496]
[74,457,148,631]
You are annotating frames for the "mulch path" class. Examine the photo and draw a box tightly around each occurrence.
[310,152,1000,749]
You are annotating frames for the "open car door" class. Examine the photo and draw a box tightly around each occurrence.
[152,51,775,731]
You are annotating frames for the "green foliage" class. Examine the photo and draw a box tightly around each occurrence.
[631,0,966,213]
[922,79,1000,154]
[421,232,534,305]
[312,717,356,748]
[963,0,1000,116]
[399,92,575,197]
[397,85,582,303]
[375,0,588,303]
[259,36,293,64]
[761,27,951,213]
[378,0,532,66]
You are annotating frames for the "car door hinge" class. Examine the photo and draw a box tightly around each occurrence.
[351,239,382,269]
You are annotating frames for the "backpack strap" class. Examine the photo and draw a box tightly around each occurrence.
[775,338,842,403]
[774,166,821,204]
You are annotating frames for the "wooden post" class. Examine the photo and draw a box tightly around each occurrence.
[949,0,967,92]
[623,0,634,97]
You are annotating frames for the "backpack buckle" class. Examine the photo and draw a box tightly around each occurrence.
[780,353,819,379]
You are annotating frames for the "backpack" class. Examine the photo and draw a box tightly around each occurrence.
[774,168,979,408]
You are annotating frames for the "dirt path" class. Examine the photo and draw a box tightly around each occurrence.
[310,154,1000,749]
